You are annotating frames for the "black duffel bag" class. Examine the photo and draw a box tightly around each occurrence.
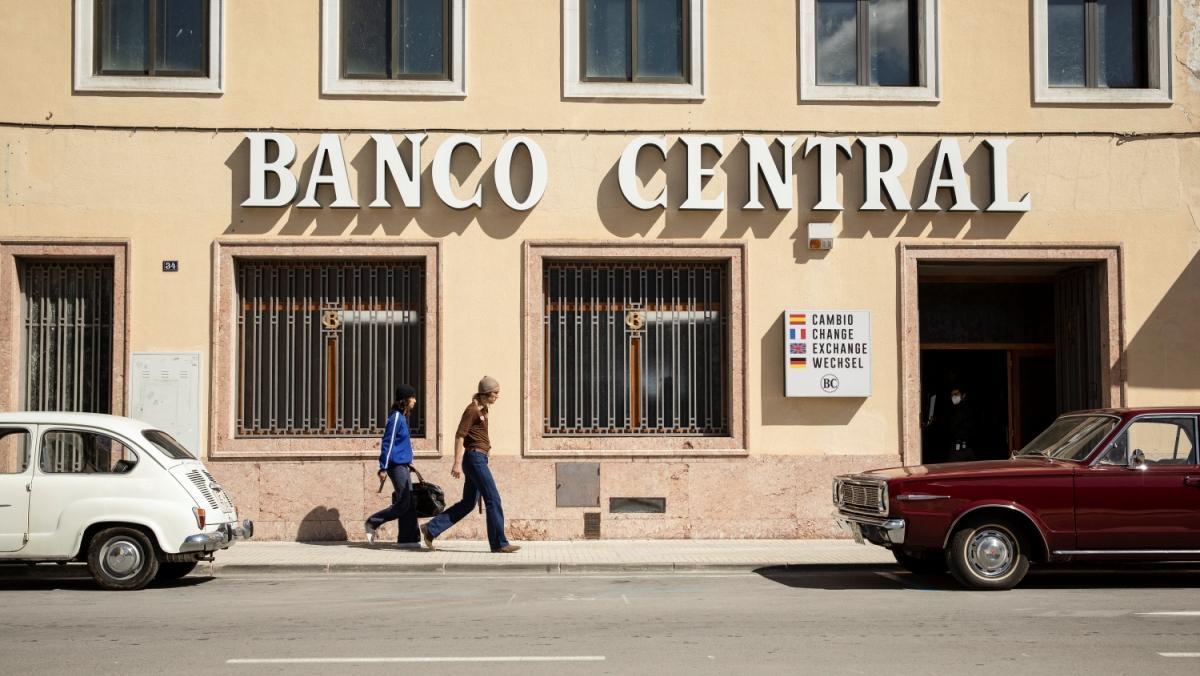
[407,465,445,518]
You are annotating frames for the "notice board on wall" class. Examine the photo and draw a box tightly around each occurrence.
[783,310,871,398]
[130,353,202,453]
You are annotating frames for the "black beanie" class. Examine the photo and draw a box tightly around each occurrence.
[395,384,417,400]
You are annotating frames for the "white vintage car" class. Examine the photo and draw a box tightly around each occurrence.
[0,412,252,590]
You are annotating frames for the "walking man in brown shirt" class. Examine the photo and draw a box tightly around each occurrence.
[419,376,520,553]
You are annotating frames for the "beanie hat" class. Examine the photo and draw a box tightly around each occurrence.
[477,375,500,395]
[395,384,417,400]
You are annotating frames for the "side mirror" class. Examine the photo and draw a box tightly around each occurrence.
[1128,449,1146,470]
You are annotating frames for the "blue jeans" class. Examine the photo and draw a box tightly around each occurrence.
[366,464,420,544]
[424,450,509,551]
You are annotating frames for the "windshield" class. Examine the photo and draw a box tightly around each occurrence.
[142,430,196,460]
[1016,415,1117,461]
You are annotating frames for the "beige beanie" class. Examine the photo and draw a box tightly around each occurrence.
[477,375,500,394]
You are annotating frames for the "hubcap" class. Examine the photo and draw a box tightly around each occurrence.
[966,528,1015,579]
[100,538,143,580]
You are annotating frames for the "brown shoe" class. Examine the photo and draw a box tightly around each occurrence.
[493,544,521,554]
[419,524,435,551]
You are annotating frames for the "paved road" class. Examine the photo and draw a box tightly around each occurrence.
[2,565,1200,675]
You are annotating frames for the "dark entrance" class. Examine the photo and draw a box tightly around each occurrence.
[918,263,1103,463]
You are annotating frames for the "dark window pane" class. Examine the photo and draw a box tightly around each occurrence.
[1047,0,1086,86]
[343,0,390,78]
[816,0,858,85]
[401,0,446,75]
[585,0,630,78]
[99,0,149,73]
[156,0,206,74]
[635,0,685,79]
[1098,0,1147,88]
[868,0,915,86]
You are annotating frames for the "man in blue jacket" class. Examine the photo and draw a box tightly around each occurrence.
[365,384,421,547]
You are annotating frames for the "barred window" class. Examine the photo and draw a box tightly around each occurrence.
[543,260,729,436]
[236,261,426,438]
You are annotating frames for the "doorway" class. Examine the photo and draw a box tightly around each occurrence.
[915,262,1106,463]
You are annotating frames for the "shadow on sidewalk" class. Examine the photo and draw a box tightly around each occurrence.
[754,564,1200,591]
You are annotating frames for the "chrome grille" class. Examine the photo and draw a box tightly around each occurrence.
[837,479,886,516]
[187,469,221,511]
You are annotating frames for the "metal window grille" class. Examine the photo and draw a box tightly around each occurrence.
[236,260,426,438]
[543,260,729,436]
[19,260,115,415]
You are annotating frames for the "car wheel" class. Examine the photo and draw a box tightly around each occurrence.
[947,520,1030,591]
[87,527,159,591]
[155,560,199,581]
[893,548,948,575]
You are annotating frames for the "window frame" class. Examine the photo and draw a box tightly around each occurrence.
[210,241,442,459]
[74,0,224,94]
[522,242,747,457]
[799,0,940,102]
[563,0,706,100]
[1094,414,1199,467]
[1033,0,1172,104]
[579,0,691,85]
[322,0,466,97]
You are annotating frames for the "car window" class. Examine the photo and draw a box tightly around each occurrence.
[1127,417,1197,466]
[40,430,139,474]
[142,430,195,460]
[0,428,30,474]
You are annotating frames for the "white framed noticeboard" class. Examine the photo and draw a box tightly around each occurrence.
[783,310,871,397]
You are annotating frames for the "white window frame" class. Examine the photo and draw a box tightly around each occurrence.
[1032,0,1171,104]
[321,0,467,97]
[563,0,706,100]
[799,0,939,102]
[73,0,225,94]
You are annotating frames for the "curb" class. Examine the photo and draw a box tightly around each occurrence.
[203,560,893,576]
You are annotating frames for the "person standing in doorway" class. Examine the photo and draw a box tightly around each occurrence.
[419,376,520,554]
[946,385,976,463]
[365,385,421,547]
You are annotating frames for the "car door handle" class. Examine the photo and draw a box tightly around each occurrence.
[1185,476,1200,488]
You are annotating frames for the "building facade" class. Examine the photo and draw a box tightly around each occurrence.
[2,1,1199,541]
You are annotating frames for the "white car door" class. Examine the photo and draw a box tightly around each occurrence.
[0,425,35,552]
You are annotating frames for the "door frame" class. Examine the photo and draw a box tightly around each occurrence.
[0,240,130,415]
[899,243,1125,466]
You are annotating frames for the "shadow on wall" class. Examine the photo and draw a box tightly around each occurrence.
[295,506,349,542]
[1124,251,1200,392]
[760,312,865,426]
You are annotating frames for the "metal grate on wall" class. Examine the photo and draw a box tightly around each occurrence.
[19,260,114,414]
[543,260,729,436]
[235,260,426,437]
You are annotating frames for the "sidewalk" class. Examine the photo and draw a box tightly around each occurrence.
[203,539,895,576]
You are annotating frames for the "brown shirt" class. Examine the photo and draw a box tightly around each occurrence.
[455,401,491,453]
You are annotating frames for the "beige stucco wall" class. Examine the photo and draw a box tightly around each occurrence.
[1,1,1199,539]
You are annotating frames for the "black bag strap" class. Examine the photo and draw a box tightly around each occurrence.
[406,463,425,484]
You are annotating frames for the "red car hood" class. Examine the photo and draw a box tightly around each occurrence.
[852,457,1077,481]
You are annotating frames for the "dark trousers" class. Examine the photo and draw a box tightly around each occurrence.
[424,450,509,551]
[366,463,420,544]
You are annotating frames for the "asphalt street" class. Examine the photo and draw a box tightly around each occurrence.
[2,565,1199,675]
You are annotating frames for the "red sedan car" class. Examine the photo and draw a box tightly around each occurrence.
[834,408,1200,590]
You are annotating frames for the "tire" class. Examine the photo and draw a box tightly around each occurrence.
[893,548,948,575]
[155,560,199,582]
[946,520,1030,591]
[86,527,159,591]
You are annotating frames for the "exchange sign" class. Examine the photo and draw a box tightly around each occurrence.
[784,310,871,398]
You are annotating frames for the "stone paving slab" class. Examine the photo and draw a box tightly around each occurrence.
[203,539,896,575]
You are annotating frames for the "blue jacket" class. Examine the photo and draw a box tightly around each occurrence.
[378,410,413,469]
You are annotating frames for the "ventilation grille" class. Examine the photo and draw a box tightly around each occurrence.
[583,512,601,539]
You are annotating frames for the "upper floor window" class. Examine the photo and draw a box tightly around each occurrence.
[564,0,705,99]
[1034,0,1171,103]
[800,0,938,101]
[322,0,466,96]
[74,0,224,93]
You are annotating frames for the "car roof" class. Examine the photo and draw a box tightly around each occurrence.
[0,412,156,436]
[1063,407,1200,418]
